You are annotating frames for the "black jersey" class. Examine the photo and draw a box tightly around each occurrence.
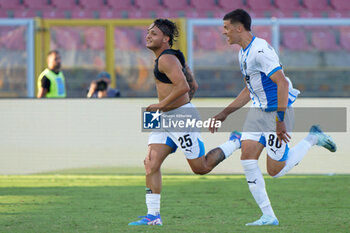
[153,49,186,84]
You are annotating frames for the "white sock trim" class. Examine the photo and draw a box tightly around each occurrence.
[146,194,160,216]
[218,140,240,158]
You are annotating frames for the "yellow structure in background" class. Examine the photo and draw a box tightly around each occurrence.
[34,18,187,96]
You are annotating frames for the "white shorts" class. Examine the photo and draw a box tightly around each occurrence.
[148,103,205,160]
[241,107,295,161]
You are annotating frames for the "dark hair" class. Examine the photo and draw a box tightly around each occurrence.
[153,18,179,47]
[223,9,251,31]
[47,50,59,57]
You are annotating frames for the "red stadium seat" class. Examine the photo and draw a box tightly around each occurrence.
[163,0,191,10]
[0,0,25,9]
[331,0,350,10]
[328,10,350,18]
[42,9,67,18]
[218,0,246,11]
[246,0,276,11]
[269,10,298,18]
[303,0,332,11]
[114,28,140,50]
[13,9,42,18]
[194,26,222,51]
[0,27,26,50]
[281,27,310,50]
[300,10,327,18]
[128,9,158,18]
[134,0,164,10]
[51,0,80,10]
[311,29,339,51]
[23,0,52,10]
[191,0,220,10]
[0,9,9,18]
[274,0,304,10]
[71,9,97,18]
[80,0,108,10]
[339,27,350,50]
[84,27,105,50]
[107,0,134,10]
[54,27,83,50]
[99,9,128,18]
[252,26,272,44]
[155,9,180,18]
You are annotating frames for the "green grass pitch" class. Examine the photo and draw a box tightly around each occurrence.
[0,173,349,233]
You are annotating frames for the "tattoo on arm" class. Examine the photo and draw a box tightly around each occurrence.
[184,68,196,100]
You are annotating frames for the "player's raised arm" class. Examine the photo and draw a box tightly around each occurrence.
[156,54,190,110]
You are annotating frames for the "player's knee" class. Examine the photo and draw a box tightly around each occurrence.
[144,158,161,176]
[145,163,161,176]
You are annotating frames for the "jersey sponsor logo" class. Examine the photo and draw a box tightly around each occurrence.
[258,50,264,53]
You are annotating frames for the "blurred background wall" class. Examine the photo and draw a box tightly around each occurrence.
[0,98,348,175]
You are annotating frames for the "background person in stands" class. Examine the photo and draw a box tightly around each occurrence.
[86,71,120,98]
[37,50,66,98]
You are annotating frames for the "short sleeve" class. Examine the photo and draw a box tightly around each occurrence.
[255,45,281,77]
[41,76,51,91]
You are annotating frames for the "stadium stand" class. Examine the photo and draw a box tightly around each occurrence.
[114,28,140,50]
[51,0,80,10]
[281,27,311,51]
[13,9,41,18]
[42,9,67,18]
[246,0,276,11]
[191,0,220,10]
[84,27,105,50]
[300,10,328,18]
[252,26,272,44]
[134,0,163,10]
[0,27,25,50]
[218,0,247,11]
[107,0,135,10]
[303,0,333,11]
[0,0,26,10]
[340,26,350,50]
[163,0,190,10]
[329,10,350,18]
[0,0,348,19]
[79,0,108,10]
[71,9,98,18]
[53,27,83,50]
[274,0,304,11]
[22,0,52,10]
[0,9,8,17]
[331,0,350,10]
[311,29,340,51]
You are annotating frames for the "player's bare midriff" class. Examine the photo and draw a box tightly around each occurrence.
[156,80,190,112]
